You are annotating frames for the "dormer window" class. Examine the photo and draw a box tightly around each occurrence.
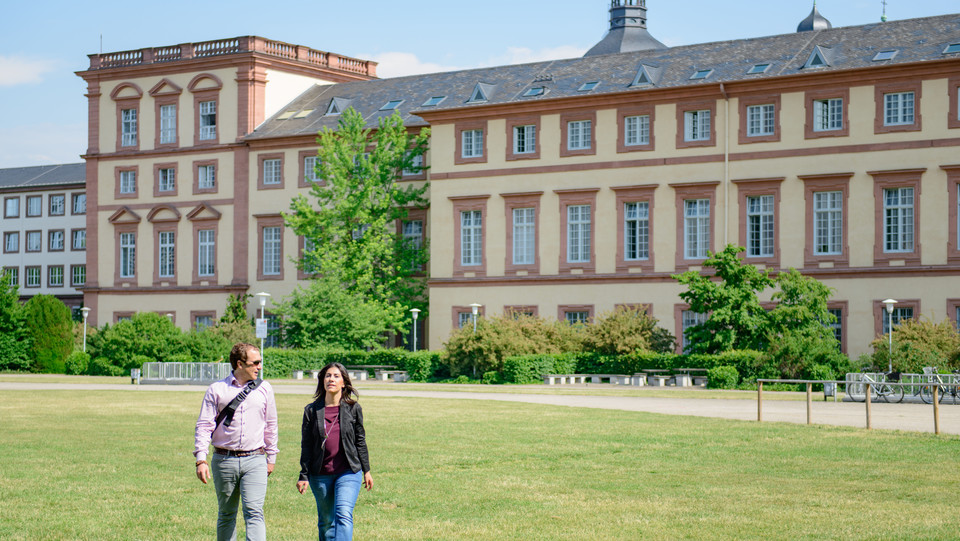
[747,63,771,74]
[422,96,446,106]
[804,46,832,69]
[944,43,960,54]
[379,100,404,111]
[326,98,351,116]
[468,83,495,103]
[690,69,713,80]
[578,81,599,92]
[522,87,546,97]
[873,50,898,61]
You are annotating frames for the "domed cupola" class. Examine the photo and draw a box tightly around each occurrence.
[797,1,833,32]
[584,0,667,57]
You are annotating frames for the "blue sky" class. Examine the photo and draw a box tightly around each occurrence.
[0,0,957,168]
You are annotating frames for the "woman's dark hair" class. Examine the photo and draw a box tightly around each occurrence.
[313,362,358,404]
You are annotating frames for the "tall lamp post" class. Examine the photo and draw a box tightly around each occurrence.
[80,307,91,353]
[469,303,482,333]
[882,298,897,373]
[410,308,420,352]
[255,292,271,377]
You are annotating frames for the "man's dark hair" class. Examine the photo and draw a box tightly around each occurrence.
[229,343,258,370]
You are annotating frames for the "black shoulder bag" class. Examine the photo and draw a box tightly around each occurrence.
[215,379,264,429]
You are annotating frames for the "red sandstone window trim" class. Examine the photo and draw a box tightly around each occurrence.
[450,195,490,277]
[798,173,852,269]
[675,100,717,149]
[733,177,784,267]
[944,165,960,264]
[612,184,657,273]
[505,116,541,161]
[804,88,850,139]
[874,81,922,134]
[153,162,179,198]
[616,105,655,153]
[193,159,218,195]
[737,94,781,144]
[256,214,285,281]
[501,191,543,276]
[873,298,920,338]
[559,111,597,157]
[152,223,178,285]
[555,188,599,275]
[670,181,719,271]
[869,168,925,266]
[191,217,220,286]
[257,153,285,190]
[454,120,488,165]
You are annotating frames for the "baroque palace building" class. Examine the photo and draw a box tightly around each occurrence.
[75,2,960,356]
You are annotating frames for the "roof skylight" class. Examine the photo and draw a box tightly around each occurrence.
[293,109,313,119]
[422,96,446,106]
[944,43,960,54]
[747,63,770,74]
[872,50,898,61]
[690,69,713,80]
[277,111,296,120]
[379,100,404,111]
[578,81,599,92]
[523,87,546,97]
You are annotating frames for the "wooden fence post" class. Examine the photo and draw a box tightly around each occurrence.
[806,382,812,425]
[865,383,872,430]
[757,381,763,422]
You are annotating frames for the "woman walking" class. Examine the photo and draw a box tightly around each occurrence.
[297,363,373,541]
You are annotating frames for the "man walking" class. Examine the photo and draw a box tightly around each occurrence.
[194,343,278,541]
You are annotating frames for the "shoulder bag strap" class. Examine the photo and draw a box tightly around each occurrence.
[215,378,264,429]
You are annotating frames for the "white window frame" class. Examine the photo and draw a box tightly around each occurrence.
[262,226,282,275]
[72,266,85,286]
[198,165,216,190]
[462,129,483,158]
[120,232,136,278]
[813,98,843,131]
[158,231,175,278]
[158,168,175,192]
[49,230,64,251]
[121,108,137,146]
[624,201,649,261]
[5,198,18,218]
[4,232,18,252]
[49,195,65,216]
[624,115,650,146]
[565,311,590,325]
[48,266,64,287]
[199,100,217,140]
[882,307,914,335]
[883,187,914,252]
[513,125,536,154]
[684,199,710,259]
[682,310,708,350]
[746,104,775,137]
[26,196,42,217]
[26,231,41,252]
[566,204,591,263]
[746,195,774,257]
[684,110,711,141]
[72,229,86,250]
[567,120,592,150]
[198,229,215,277]
[72,194,86,214]
[460,210,482,266]
[813,191,842,255]
[159,104,177,144]
[25,267,41,288]
[512,207,536,265]
[120,171,136,194]
[884,91,915,126]
[263,159,282,185]
[304,156,320,182]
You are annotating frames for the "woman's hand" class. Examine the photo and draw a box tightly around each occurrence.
[297,480,309,494]
[363,472,373,491]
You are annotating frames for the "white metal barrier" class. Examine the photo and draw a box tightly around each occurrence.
[141,362,231,384]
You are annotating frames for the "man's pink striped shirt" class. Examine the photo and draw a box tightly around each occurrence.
[194,373,279,463]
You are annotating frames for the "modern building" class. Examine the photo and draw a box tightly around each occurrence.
[76,3,960,356]
[0,163,87,311]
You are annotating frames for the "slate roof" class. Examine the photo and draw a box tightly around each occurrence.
[247,13,960,140]
[0,163,85,191]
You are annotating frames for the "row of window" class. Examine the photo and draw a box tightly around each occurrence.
[455,174,952,273]
[3,229,86,253]
[3,265,86,289]
[3,193,85,218]
[116,228,216,280]
[116,90,218,150]
[115,162,217,198]
[454,84,957,162]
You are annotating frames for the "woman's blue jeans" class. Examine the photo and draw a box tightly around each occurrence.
[308,470,362,541]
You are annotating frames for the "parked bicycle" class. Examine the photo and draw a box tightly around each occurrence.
[848,371,903,403]
[919,368,960,404]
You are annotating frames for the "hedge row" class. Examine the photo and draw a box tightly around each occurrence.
[500,350,768,384]
[262,347,441,382]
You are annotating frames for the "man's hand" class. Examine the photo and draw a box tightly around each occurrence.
[297,480,309,494]
[196,463,210,484]
[267,463,275,476]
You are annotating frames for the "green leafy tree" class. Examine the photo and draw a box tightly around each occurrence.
[275,276,402,350]
[24,295,74,373]
[87,312,185,373]
[674,245,773,354]
[0,271,31,371]
[220,293,252,324]
[869,318,960,373]
[767,269,837,341]
[582,306,675,355]
[284,108,430,346]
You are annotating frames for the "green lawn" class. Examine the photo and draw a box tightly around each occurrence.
[0,390,955,540]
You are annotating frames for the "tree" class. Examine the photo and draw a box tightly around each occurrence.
[284,108,430,345]
[24,295,74,373]
[582,306,675,355]
[868,318,960,373]
[88,312,185,372]
[674,245,773,353]
[0,271,31,371]
[220,293,252,324]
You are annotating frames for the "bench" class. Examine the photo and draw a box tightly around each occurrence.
[692,376,708,387]
[589,374,632,385]
[648,375,673,387]
[673,373,692,387]
[631,374,647,386]
[347,369,368,381]
[292,370,304,380]
[374,369,408,382]
[543,374,590,385]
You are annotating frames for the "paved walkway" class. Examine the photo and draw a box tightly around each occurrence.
[2,380,957,435]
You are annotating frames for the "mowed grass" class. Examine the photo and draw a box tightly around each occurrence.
[0,390,956,540]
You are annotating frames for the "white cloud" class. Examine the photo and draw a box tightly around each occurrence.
[363,44,588,79]
[0,55,57,87]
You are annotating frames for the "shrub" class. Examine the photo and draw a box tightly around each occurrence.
[0,271,30,371]
[763,331,849,380]
[89,357,123,376]
[502,354,577,384]
[64,351,90,375]
[869,318,960,373]
[707,365,739,389]
[442,314,582,377]
[88,312,185,371]
[24,295,74,373]
[180,329,232,363]
[805,363,836,392]
[481,371,501,384]
[581,307,674,355]
[166,353,194,364]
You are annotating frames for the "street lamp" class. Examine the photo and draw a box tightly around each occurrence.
[257,291,270,377]
[80,307,91,353]
[410,308,420,352]
[882,298,897,373]
[469,303,482,333]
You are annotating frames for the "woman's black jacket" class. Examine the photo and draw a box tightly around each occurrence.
[299,399,370,481]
